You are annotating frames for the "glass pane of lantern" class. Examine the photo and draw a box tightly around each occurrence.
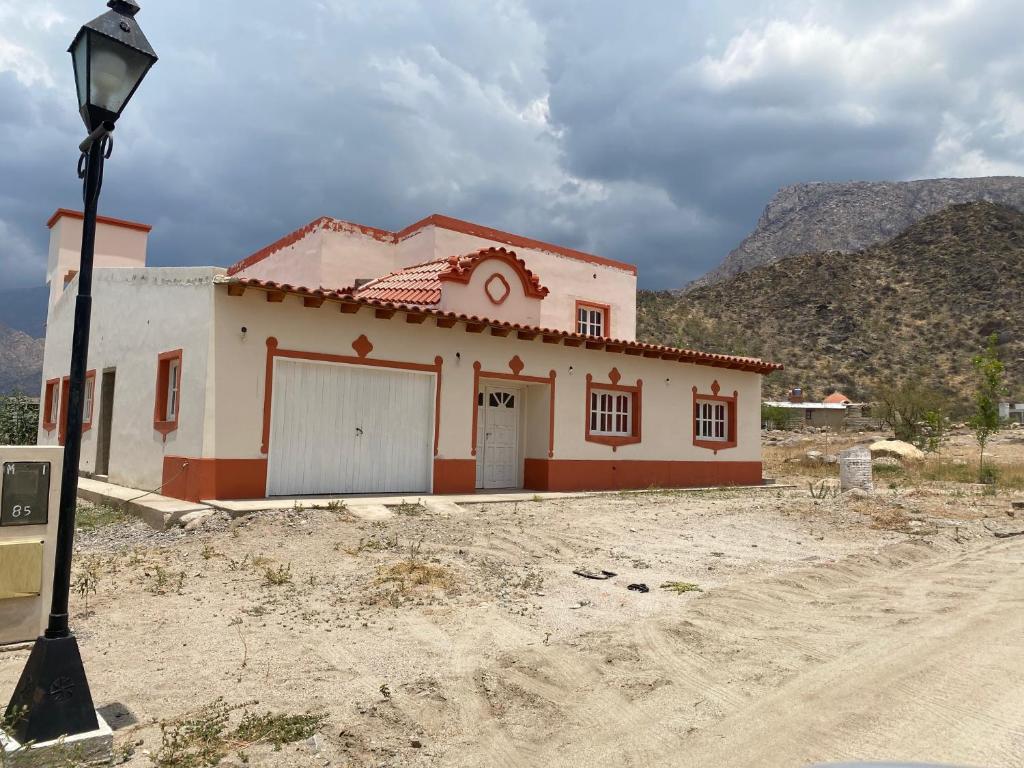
[72,34,89,108]
[87,32,151,115]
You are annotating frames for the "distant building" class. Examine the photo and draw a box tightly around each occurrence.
[1000,402,1024,425]
[764,388,848,430]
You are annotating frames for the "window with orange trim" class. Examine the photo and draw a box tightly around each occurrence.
[42,378,60,432]
[575,301,610,338]
[58,377,70,445]
[82,370,96,432]
[585,371,641,449]
[154,350,183,436]
[692,382,737,452]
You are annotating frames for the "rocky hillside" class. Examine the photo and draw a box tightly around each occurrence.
[0,324,45,396]
[691,177,1024,288]
[639,202,1024,407]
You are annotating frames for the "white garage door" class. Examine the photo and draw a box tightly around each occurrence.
[266,359,434,496]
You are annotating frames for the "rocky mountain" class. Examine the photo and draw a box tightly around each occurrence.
[639,202,1024,407]
[0,324,45,396]
[691,177,1024,289]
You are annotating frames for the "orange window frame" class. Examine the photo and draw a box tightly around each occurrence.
[584,369,641,450]
[58,377,70,445]
[154,349,183,438]
[574,300,611,339]
[692,381,738,453]
[82,369,96,433]
[42,378,60,433]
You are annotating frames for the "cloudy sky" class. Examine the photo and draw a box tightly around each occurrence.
[1,0,1022,292]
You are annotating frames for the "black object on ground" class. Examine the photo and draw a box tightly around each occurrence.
[573,568,617,580]
[627,583,650,593]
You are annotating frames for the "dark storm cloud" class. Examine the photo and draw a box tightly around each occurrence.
[0,0,1021,292]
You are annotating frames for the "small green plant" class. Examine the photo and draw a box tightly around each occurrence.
[321,499,347,512]
[153,698,326,767]
[76,502,127,531]
[531,494,544,503]
[201,543,219,560]
[262,563,292,587]
[808,480,839,499]
[72,557,101,615]
[112,740,136,764]
[660,581,702,595]
[148,565,169,595]
[394,499,424,516]
[233,710,326,750]
[970,333,1008,484]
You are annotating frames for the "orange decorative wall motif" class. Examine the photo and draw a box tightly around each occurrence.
[439,248,549,299]
[484,273,511,304]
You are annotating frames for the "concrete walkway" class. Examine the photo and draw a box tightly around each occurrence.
[78,478,784,529]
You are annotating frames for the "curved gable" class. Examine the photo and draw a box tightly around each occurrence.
[438,247,549,299]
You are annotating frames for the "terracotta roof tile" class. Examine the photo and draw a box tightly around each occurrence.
[215,276,783,375]
[823,392,852,404]
[352,247,549,305]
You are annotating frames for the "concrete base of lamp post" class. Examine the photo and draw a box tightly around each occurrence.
[0,711,112,768]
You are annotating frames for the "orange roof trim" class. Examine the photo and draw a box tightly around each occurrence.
[226,213,637,277]
[47,208,153,233]
[218,276,783,375]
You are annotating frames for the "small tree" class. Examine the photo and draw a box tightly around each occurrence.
[873,379,947,449]
[969,333,1007,483]
[0,392,38,446]
[761,403,792,430]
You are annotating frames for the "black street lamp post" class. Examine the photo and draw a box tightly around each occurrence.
[5,1,156,745]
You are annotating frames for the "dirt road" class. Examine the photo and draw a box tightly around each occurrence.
[491,536,1024,768]
[2,486,1021,767]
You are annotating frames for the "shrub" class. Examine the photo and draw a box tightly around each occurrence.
[0,392,37,445]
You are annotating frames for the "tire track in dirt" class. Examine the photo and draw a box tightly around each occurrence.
[498,536,1024,767]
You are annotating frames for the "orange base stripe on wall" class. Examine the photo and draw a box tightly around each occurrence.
[161,456,268,503]
[523,458,762,491]
[159,457,761,502]
[433,459,476,494]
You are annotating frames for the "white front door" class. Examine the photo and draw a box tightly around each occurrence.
[476,386,520,489]
[267,359,434,496]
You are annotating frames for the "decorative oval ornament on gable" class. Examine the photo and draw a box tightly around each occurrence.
[484,273,511,305]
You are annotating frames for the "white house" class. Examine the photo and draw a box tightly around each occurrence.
[1000,402,1024,425]
[38,209,782,502]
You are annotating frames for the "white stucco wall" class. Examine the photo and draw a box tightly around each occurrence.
[38,267,219,491]
[210,287,762,466]
[46,216,149,311]
[233,220,403,292]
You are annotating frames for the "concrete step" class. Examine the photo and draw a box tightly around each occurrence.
[78,477,210,530]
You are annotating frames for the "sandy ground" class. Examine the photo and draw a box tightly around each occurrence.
[2,440,1023,767]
